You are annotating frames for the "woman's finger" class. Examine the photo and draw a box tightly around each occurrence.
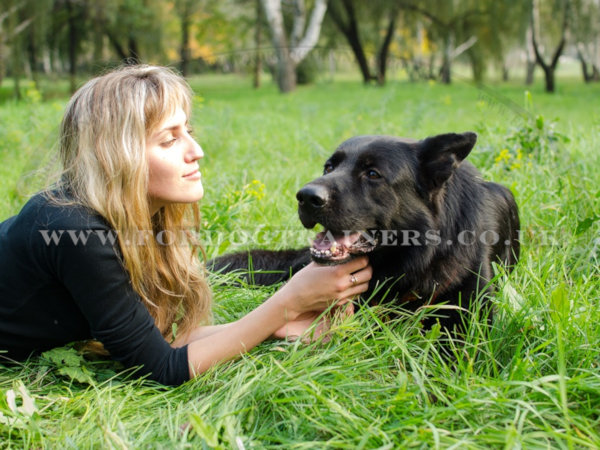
[345,264,373,289]
[340,256,369,274]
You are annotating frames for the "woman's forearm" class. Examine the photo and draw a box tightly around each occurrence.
[185,291,293,378]
[184,258,372,378]
[171,323,232,347]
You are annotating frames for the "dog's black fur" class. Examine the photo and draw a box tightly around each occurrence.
[210,132,519,331]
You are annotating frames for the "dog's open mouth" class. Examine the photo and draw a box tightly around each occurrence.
[310,230,378,265]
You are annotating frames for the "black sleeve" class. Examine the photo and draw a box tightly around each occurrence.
[34,211,190,386]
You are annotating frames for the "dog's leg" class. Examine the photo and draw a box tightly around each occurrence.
[207,248,311,285]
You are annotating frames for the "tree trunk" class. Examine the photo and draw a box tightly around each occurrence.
[261,0,296,93]
[530,0,569,93]
[253,0,262,88]
[578,47,592,82]
[525,61,535,85]
[276,51,296,93]
[261,0,326,93]
[440,33,453,84]
[12,34,22,99]
[542,66,555,92]
[328,0,373,84]
[180,13,191,77]
[467,49,484,83]
[106,30,129,61]
[524,21,536,85]
[502,62,509,81]
[289,0,327,64]
[127,35,140,64]
[91,2,105,65]
[376,13,397,86]
[0,30,4,88]
[66,0,78,94]
[576,44,600,83]
[26,23,39,90]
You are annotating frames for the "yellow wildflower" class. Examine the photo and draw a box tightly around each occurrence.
[246,180,265,200]
[515,148,523,161]
[495,149,511,164]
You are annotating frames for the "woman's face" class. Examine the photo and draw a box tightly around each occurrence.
[146,107,204,214]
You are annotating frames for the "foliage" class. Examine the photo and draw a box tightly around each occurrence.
[295,54,320,85]
[1,75,600,446]
[504,91,570,161]
[2,0,598,96]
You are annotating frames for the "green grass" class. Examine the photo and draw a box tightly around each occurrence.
[1,72,600,448]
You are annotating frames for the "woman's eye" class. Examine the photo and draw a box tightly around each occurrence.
[323,163,334,174]
[160,138,177,148]
[367,169,381,179]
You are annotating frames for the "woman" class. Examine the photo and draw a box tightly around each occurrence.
[0,65,371,385]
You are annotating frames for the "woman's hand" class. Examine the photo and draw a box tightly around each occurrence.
[273,256,372,321]
[185,257,371,378]
[272,302,355,342]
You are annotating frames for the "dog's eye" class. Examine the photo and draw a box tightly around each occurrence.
[323,163,334,174]
[367,169,382,180]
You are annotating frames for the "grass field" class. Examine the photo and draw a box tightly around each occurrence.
[1,72,599,448]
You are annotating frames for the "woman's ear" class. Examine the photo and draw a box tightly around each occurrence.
[418,132,477,191]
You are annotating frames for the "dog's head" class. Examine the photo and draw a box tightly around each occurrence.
[297,132,477,264]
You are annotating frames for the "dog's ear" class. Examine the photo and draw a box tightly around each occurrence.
[418,131,477,191]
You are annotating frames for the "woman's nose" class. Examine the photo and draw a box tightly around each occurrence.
[186,137,204,162]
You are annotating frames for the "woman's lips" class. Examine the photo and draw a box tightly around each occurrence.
[183,168,201,179]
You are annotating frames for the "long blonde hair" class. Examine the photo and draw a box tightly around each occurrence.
[57,65,212,345]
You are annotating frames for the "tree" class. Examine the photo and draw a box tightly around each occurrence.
[530,0,570,93]
[0,3,32,90]
[253,0,263,88]
[474,0,530,83]
[327,0,400,85]
[64,0,88,93]
[175,0,197,76]
[525,21,536,84]
[100,0,167,65]
[260,0,328,93]
[571,0,600,82]
[399,0,482,84]
[174,0,226,77]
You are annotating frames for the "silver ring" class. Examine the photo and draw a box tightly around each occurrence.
[350,274,357,286]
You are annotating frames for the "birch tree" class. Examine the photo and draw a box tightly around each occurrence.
[260,0,328,93]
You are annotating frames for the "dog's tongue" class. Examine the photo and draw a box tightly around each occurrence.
[313,231,361,251]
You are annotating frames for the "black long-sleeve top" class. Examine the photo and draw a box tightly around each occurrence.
[0,192,190,385]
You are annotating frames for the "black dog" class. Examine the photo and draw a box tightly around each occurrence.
[210,132,519,331]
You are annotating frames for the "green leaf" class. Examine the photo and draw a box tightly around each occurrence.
[535,115,544,130]
[189,413,220,448]
[58,366,95,385]
[41,347,83,367]
[550,282,569,324]
[425,321,441,341]
[524,90,533,109]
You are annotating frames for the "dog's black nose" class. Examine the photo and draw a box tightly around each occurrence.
[297,184,329,209]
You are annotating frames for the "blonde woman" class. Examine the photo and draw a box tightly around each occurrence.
[0,66,371,385]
